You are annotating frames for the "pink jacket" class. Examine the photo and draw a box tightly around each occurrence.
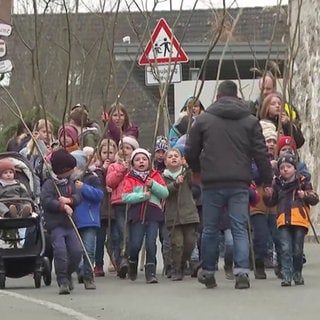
[106,162,128,205]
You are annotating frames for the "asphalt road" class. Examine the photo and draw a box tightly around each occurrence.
[0,243,319,320]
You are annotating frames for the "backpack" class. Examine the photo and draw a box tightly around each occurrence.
[78,128,100,149]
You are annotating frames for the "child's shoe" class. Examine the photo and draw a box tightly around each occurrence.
[94,264,105,277]
[281,273,292,286]
[171,269,183,281]
[145,263,158,284]
[83,276,96,290]
[8,205,18,218]
[21,205,32,218]
[281,279,292,287]
[108,261,116,273]
[293,273,304,285]
[59,283,70,295]
[224,264,234,280]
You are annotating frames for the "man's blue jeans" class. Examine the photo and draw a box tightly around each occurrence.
[201,188,250,275]
[278,225,306,280]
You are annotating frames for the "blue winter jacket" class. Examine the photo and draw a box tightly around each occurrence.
[74,171,104,229]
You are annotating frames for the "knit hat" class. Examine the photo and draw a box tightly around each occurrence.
[51,148,77,175]
[154,135,169,152]
[278,136,297,154]
[277,153,297,169]
[71,150,88,171]
[260,120,277,141]
[119,136,139,150]
[131,148,151,163]
[58,124,79,145]
[0,159,15,176]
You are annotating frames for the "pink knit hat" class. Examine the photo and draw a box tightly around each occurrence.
[58,125,79,145]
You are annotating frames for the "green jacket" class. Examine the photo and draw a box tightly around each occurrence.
[163,168,199,228]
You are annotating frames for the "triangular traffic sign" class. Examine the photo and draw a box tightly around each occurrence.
[138,18,188,66]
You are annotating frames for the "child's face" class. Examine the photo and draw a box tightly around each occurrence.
[267,96,282,117]
[100,146,116,163]
[59,135,73,147]
[279,146,294,157]
[38,126,52,142]
[119,143,134,160]
[265,138,276,155]
[165,150,182,170]
[132,153,149,171]
[0,169,14,181]
[279,162,296,180]
[154,150,165,162]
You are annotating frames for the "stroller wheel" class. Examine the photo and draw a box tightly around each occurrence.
[0,273,5,289]
[42,257,52,286]
[34,271,42,288]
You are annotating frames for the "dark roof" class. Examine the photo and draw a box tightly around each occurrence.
[112,6,288,44]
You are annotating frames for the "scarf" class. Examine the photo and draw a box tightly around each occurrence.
[131,169,150,182]
[163,167,183,180]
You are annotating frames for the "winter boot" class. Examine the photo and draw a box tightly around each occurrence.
[94,264,105,277]
[117,258,129,279]
[21,205,32,218]
[223,263,234,280]
[190,260,201,278]
[128,260,138,281]
[8,205,18,218]
[171,269,183,281]
[197,268,217,288]
[59,283,70,295]
[281,273,292,287]
[254,259,267,279]
[83,275,96,290]
[145,263,158,284]
[235,273,250,289]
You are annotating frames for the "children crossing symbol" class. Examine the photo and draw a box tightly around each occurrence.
[138,18,188,65]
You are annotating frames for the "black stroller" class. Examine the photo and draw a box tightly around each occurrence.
[0,152,52,289]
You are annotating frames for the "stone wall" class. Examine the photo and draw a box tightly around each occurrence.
[290,0,320,226]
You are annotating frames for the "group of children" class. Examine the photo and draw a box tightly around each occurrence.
[0,110,318,294]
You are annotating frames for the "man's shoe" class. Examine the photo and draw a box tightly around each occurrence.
[235,273,250,289]
[59,283,70,295]
[128,260,138,281]
[254,259,267,280]
[197,268,217,288]
[117,258,129,279]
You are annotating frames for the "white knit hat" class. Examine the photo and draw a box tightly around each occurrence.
[260,120,277,141]
[119,136,139,150]
[130,148,151,163]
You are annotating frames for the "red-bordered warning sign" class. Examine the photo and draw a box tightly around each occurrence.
[138,18,188,66]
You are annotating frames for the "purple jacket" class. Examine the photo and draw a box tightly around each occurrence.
[106,120,139,145]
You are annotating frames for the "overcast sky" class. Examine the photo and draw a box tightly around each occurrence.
[140,0,289,10]
[13,0,289,13]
